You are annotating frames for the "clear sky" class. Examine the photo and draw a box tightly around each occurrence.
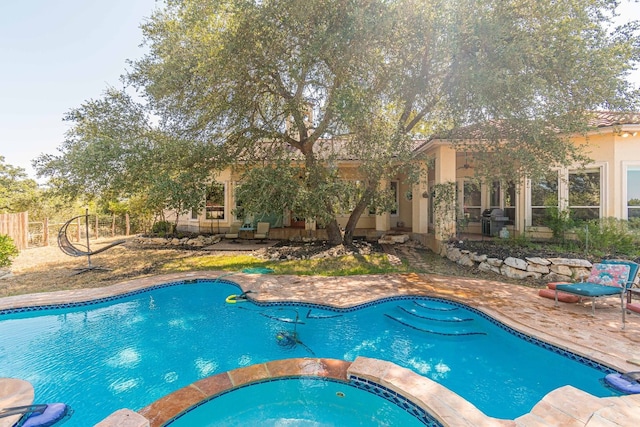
[1,0,639,180]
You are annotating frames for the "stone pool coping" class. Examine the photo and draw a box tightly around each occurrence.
[3,270,640,426]
[0,378,34,427]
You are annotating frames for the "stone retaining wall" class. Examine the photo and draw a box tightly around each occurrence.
[131,235,222,248]
[440,243,593,282]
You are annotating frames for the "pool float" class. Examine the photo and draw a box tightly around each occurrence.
[225,291,253,304]
[0,403,70,427]
[604,371,640,394]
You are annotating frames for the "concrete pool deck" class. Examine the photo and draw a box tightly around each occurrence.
[2,270,640,426]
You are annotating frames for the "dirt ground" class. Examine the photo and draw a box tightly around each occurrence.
[0,236,537,298]
[0,238,204,297]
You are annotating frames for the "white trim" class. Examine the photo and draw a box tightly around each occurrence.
[622,161,640,220]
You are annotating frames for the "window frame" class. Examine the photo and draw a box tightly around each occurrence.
[205,182,226,220]
[622,161,640,220]
[567,167,603,222]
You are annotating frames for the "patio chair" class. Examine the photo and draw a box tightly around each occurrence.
[224,222,242,242]
[554,259,639,317]
[253,222,270,242]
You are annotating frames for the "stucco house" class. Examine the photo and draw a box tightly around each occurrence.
[170,112,640,252]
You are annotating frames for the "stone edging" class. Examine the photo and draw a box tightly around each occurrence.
[441,243,593,282]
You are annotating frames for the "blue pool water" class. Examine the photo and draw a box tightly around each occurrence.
[167,377,427,426]
[0,280,617,426]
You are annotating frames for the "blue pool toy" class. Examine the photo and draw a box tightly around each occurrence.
[604,371,640,394]
[0,403,71,427]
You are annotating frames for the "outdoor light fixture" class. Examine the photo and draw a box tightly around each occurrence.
[621,131,638,138]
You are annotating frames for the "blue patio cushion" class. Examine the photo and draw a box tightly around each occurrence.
[555,282,623,297]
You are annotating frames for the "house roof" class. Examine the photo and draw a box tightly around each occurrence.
[589,111,640,127]
[412,111,640,154]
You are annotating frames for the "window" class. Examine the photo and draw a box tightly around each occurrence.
[206,183,225,220]
[627,167,640,220]
[490,181,516,224]
[463,181,481,221]
[568,169,600,221]
[531,171,558,226]
[190,209,198,220]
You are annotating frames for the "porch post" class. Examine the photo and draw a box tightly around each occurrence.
[412,163,429,234]
[433,145,458,242]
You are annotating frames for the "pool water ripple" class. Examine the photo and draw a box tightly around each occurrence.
[0,280,620,426]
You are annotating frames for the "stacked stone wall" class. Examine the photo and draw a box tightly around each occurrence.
[440,244,593,282]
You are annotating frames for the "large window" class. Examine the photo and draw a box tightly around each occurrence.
[206,183,225,220]
[627,167,640,219]
[568,170,600,221]
[531,171,558,226]
[463,181,481,221]
[490,181,516,223]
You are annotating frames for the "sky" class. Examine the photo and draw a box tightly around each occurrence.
[1,0,639,181]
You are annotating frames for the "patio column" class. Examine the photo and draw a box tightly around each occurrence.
[412,163,429,234]
[433,144,457,243]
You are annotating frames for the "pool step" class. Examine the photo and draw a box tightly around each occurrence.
[396,305,473,323]
[383,314,486,336]
[412,300,459,312]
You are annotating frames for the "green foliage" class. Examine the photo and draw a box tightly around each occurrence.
[33,90,223,220]
[432,182,457,239]
[575,218,638,256]
[545,207,575,243]
[162,252,408,276]
[0,156,41,214]
[33,0,640,247]
[0,234,19,268]
[151,220,173,236]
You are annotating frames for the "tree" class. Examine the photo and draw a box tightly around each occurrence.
[36,0,639,245]
[33,89,224,224]
[128,0,637,245]
[0,156,41,214]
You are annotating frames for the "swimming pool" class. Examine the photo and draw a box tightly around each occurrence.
[0,279,618,426]
[166,377,429,426]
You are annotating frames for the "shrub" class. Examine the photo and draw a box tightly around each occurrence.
[545,207,575,243]
[151,220,173,236]
[575,218,638,256]
[0,234,19,268]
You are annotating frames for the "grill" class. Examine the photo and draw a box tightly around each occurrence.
[481,209,509,237]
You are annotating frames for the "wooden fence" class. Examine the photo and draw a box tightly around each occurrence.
[0,211,29,250]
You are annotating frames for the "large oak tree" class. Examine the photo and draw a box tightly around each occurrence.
[38,0,639,244]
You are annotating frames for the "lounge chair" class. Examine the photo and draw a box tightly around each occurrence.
[224,222,242,242]
[253,222,270,242]
[554,259,639,317]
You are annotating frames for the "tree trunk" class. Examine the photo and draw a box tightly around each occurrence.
[343,193,371,246]
[325,219,343,245]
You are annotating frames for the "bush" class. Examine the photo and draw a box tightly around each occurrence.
[151,220,173,236]
[545,207,575,243]
[575,218,638,256]
[0,234,19,268]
